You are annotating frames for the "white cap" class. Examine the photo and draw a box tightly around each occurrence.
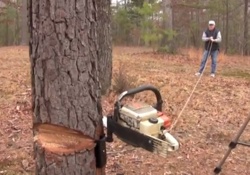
[208,20,215,25]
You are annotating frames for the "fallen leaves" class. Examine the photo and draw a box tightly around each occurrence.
[21,159,29,170]
[0,46,250,174]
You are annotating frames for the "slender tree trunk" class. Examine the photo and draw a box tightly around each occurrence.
[225,0,229,54]
[190,9,194,47]
[163,0,173,30]
[161,0,173,46]
[124,0,127,9]
[172,1,175,30]
[28,0,109,174]
[196,7,200,48]
[15,0,20,45]
[243,0,249,55]
[5,21,9,46]
[222,13,225,50]
[21,0,28,45]
[97,0,112,95]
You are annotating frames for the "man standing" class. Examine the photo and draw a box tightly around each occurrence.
[195,20,222,77]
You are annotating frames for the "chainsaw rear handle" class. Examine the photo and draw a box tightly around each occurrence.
[107,85,163,142]
[116,85,163,111]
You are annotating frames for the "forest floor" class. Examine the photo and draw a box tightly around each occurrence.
[0,46,250,175]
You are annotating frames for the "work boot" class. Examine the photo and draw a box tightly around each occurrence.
[210,73,215,77]
[195,72,201,76]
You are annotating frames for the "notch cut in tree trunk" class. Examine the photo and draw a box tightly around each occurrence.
[34,124,96,155]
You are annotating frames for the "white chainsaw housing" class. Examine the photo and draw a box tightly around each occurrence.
[103,102,179,154]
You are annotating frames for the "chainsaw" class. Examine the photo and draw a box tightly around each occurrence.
[102,85,179,158]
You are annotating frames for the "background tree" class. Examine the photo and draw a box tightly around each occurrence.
[21,0,28,45]
[243,0,249,55]
[111,0,250,55]
[28,0,111,174]
[0,0,249,55]
[224,0,229,54]
[0,0,28,45]
[97,0,112,95]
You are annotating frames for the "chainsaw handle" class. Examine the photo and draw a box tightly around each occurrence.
[117,85,163,111]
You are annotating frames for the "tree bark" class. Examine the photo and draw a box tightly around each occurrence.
[21,0,28,45]
[28,0,108,174]
[96,0,112,95]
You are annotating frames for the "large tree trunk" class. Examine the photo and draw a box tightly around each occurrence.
[21,0,28,45]
[28,0,109,174]
[97,0,112,95]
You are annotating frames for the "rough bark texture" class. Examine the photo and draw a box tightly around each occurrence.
[21,0,28,45]
[28,0,107,174]
[96,0,112,95]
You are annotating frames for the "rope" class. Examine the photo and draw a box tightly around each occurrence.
[169,41,214,131]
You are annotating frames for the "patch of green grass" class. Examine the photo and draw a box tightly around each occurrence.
[222,69,250,79]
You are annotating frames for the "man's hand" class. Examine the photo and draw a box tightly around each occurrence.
[210,37,215,42]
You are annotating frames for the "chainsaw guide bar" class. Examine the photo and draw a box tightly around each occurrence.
[106,116,172,157]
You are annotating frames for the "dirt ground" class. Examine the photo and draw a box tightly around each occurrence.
[0,46,250,175]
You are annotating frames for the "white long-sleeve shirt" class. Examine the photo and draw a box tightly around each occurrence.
[202,31,222,43]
